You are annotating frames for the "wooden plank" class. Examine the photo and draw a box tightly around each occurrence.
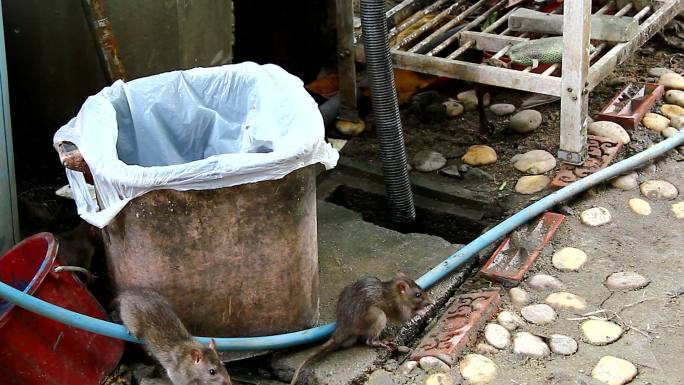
[386,0,432,28]
[391,50,562,96]
[558,0,591,165]
[508,8,639,42]
[336,0,359,122]
[588,0,684,91]
[459,31,527,53]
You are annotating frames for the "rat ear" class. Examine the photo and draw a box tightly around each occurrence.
[209,339,217,351]
[191,348,203,364]
[396,280,409,294]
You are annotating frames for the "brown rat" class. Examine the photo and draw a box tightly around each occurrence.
[117,289,231,385]
[289,272,432,385]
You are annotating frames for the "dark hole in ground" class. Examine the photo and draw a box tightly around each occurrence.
[326,185,488,245]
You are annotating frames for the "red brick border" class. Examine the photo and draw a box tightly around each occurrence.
[410,291,501,362]
[479,212,565,284]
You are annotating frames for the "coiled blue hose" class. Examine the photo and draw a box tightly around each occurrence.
[1,131,683,350]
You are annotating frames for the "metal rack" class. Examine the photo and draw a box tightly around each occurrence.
[337,0,683,164]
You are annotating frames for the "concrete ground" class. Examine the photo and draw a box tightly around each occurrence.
[270,201,469,385]
[351,152,683,385]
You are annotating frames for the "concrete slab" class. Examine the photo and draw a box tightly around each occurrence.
[316,201,461,323]
[271,201,474,385]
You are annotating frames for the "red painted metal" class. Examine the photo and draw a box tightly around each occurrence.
[0,233,123,385]
[410,291,500,362]
[551,135,623,188]
[479,212,566,284]
[596,83,665,128]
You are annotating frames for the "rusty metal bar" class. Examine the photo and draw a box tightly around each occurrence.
[408,0,490,54]
[335,0,359,122]
[432,0,506,58]
[393,0,466,50]
[389,0,450,39]
[392,50,562,95]
[81,0,126,82]
[445,2,511,59]
[587,0,679,91]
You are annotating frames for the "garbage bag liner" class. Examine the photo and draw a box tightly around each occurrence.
[54,62,338,228]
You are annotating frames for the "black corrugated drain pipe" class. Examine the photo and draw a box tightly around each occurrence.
[360,0,416,223]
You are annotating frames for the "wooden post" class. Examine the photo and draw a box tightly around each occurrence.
[558,0,591,165]
[336,0,359,122]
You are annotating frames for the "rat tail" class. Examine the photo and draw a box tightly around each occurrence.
[290,338,339,385]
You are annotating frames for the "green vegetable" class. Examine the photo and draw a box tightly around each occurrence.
[509,36,596,66]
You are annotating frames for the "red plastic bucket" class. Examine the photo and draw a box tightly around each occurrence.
[0,233,123,385]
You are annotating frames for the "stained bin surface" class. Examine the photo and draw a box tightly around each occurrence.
[53,62,338,337]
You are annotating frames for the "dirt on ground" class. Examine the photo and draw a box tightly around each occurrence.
[337,37,684,215]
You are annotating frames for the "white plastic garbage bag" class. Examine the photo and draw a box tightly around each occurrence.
[54,62,339,228]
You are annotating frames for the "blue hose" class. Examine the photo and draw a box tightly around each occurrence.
[1,132,683,350]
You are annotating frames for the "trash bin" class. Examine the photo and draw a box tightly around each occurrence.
[53,62,338,338]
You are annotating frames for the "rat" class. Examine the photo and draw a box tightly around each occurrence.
[289,272,432,385]
[117,289,231,385]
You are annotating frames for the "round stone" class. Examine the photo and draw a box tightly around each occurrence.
[520,304,556,325]
[610,172,638,190]
[462,145,497,166]
[545,292,587,312]
[443,99,465,117]
[459,354,497,385]
[413,150,447,172]
[552,247,588,271]
[510,110,543,134]
[497,311,525,331]
[476,342,500,355]
[425,373,454,385]
[436,354,453,366]
[457,90,491,111]
[484,323,510,349]
[591,356,638,385]
[489,103,515,116]
[511,150,557,174]
[549,334,578,355]
[513,332,550,357]
[527,274,563,291]
[672,201,684,219]
[671,115,684,130]
[640,179,679,200]
[336,119,366,136]
[662,126,679,138]
[628,198,651,215]
[588,121,631,144]
[439,164,462,178]
[580,207,612,226]
[604,271,650,290]
[581,320,623,345]
[400,360,418,376]
[642,112,670,132]
[665,89,684,107]
[419,356,450,373]
[515,175,550,194]
[660,104,684,119]
[509,288,530,307]
[648,67,674,77]
[658,72,684,90]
